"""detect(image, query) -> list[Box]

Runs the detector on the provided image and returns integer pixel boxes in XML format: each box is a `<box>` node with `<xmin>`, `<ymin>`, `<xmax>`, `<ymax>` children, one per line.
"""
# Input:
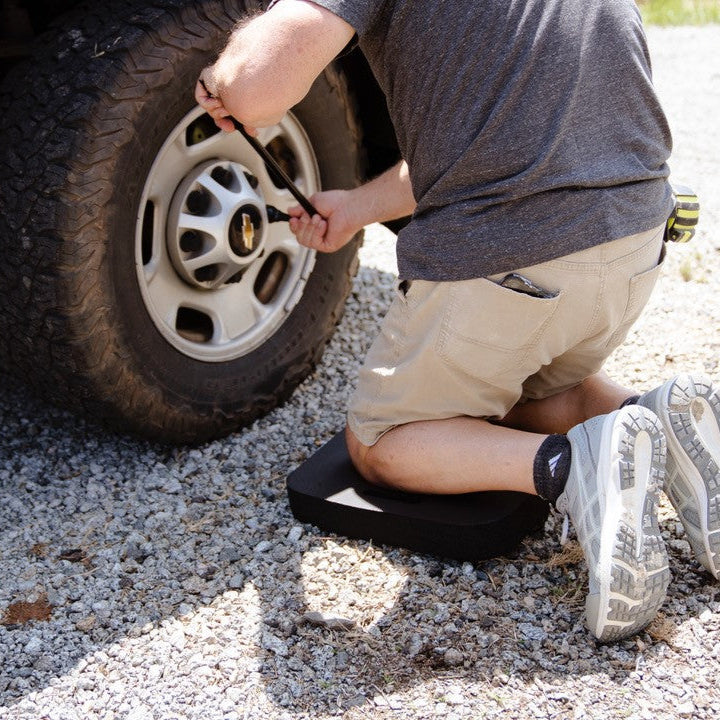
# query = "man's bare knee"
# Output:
<box><xmin>345</xmin><ymin>426</ymin><xmax>394</xmax><ymax>487</ymax></box>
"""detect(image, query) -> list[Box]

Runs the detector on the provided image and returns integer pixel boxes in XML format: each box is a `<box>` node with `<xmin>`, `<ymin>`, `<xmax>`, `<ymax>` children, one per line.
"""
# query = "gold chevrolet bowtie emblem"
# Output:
<box><xmin>242</xmin><ymin>213</ymin><xmax>254</xmax><ymax>252</ymax></box>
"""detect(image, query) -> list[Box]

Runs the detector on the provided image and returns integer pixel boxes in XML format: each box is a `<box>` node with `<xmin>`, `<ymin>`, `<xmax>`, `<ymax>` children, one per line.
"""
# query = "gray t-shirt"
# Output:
<box><xmin>300</xmin><ymin>0</ymin><xmax>674</xmax><ymax>280</ymax></box>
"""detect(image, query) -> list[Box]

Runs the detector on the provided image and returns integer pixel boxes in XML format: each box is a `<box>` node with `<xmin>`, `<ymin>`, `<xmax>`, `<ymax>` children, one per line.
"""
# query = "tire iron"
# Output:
<box><xmin>199</xmin><ymin>80</ymin><xmax>322</xmax><ymax>220</ymax></box>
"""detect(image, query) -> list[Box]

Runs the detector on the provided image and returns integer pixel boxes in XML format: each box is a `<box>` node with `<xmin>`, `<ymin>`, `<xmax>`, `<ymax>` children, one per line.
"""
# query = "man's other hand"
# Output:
<box><xmin>288</xmin><ymin>190</ymin><xmax>363</xmax><ymax>252</ymax></box>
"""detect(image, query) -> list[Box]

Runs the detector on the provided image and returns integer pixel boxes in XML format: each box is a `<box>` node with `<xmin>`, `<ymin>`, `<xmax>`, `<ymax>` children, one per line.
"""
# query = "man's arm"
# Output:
<box><xmin>196</xmin><ymin>0</ymin><xmax>355</xmax><ymax>130</ymax></box>
<box><xmin>289</xmin><ymin>161</ymin><xmax>417</xmax><ymax>252</ymax></box>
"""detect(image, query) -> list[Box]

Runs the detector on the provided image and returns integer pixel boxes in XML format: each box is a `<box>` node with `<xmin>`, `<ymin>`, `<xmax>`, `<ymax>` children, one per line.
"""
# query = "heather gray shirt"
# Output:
<box><xmin>303</xmin><ymin>0</ymin><xmax>674</xmax><ymax>280</ymax></box>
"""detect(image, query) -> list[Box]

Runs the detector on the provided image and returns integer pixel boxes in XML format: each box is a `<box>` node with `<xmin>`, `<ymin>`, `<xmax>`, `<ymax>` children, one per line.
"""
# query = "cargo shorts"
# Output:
<box><xmin>347</xmin><ymin>224</ymin><xmax>666</xmax><ymax>447</ymax></box>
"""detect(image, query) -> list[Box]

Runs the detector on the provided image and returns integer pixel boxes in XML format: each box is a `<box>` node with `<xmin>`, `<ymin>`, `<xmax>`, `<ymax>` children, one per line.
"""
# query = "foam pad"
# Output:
<box><xmin>287</xmin><ymin>431</ymin><xmax>549</xmax><ymax>562</ymax></box>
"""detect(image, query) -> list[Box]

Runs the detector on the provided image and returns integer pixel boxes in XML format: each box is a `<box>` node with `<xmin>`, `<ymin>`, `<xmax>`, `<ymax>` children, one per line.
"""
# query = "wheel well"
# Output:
<box><xmin>338</xmin><ymin>48</ymin><xmax>401</xmax><ymax>183</ymax></box>
<box><xmin>0</xmin><ymin>0</ymin><xmax>79</xmax><ymax>74</ymax></box>
<box><xmin>337</xmin><ymin>49</ymin><xmax>407</xmax><ymax>232</ymax></box>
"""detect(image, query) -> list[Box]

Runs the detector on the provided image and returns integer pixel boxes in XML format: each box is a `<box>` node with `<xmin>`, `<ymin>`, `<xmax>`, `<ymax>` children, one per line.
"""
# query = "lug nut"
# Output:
<box><xmin>187</xmin><ymin>189</ymin><xmax>210</xmax><ymax>215</ymax></box>
<box><xmin>180</xmin><ymin>231</ymin><xmax>202</xmax><ymax>253</ymax></box>
<box><xmin>266</xmin><ymin>205</ymin><xmax>290</xmax><ymax>223</ymax></box>
<box><xmin>211</xmin><ymin>166</ymin><xmax>234</xmax><ymax>188</ymax></box>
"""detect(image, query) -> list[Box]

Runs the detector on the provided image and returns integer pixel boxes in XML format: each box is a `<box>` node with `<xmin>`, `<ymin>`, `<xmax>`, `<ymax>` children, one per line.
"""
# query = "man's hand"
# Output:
<box><xmin>193</xmin><ymin>2</ymin><xmax>355</xmax><ymax>132</ymax></box>
<box><xmin>194</xmin><ymin>74</ymin><xmax>257</xmax><ymax>135</ymax></box>
<box><xmin>288</xmin><ymin>190</ymin><xmax>363</xmax><ymax>252</ymax></box>
<box><xmin>289</xmin><ymin>161</ymin><xmax>417</xmax><ymax>252</ymax></box>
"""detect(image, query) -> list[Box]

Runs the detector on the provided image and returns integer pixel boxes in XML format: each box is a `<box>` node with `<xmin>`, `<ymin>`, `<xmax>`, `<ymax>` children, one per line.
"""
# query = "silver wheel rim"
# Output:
<box><xmin>135</xmin><ymin>107</ymin><xmax>319</xmax><ymax>363</ymax></box>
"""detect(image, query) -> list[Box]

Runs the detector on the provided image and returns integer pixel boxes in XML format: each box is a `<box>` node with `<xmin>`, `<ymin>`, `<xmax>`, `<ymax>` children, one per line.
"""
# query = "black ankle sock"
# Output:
<box><xmin>533</xmin><ymin>434</ymin><xmax>572</xmax><ymax>505</ymax></box>
<box><xmin>619</xmin><ymin>394</ymin><xmax>641</xmax><ymax>408</ymax></box>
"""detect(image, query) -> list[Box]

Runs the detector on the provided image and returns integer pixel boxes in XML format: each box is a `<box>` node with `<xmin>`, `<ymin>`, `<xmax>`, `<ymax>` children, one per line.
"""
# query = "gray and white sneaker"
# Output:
<box><xmin>558</xmin><ymin>406</ymin><xmax>670</xmax><ymax>642</ymax></box>
<box><xmin>638</xmin><ymin>373</ymin><xmax>720</xmax><ymax>578</ymax></box>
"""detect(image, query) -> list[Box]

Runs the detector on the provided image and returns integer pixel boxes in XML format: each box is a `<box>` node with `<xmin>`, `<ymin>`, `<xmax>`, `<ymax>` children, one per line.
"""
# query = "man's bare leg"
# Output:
<box><xmin>346</xmin><ymin>417</ymin><xmax>544</xmax><ymax>494</ymax></box>
<box><xmin>346</xmin><ymin>370</ymin><xmax>634</xmax><ymax>493</ymax></box>
<box><xmin>498</xmin><ymin>371</ymin><xmax>634</xmax><ymax>435</ymax></box>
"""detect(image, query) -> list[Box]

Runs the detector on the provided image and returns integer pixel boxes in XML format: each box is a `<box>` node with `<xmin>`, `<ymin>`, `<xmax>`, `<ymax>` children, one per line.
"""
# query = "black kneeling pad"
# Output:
<box><xmin>287</xmin><ymin>431</ymin><xmax>549</xmax><ymax>562</ymax></box>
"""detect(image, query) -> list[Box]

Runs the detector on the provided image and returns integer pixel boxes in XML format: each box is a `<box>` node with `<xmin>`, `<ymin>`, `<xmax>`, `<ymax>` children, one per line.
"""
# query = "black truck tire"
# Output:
<box><xmin>0</xmin><ymin>0</ymin><xmax>363</xmax><ymax>443</ymax></box>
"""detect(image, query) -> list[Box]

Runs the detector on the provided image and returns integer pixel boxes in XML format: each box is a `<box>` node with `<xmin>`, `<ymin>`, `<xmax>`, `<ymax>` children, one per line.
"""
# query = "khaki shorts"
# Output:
<box><xmin>347</xmin><ymin>224</ymin><xmax>666</xmax><ymax>447</ymax></box>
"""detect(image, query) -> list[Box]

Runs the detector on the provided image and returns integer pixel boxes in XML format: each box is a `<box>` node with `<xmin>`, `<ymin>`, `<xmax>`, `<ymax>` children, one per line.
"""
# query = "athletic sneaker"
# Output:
<box><xmin>557</xmin><ymin>406</ymin><xmax>670</xmax><ymax>642</ymax></box>
<box><xmin>638</xmin><ymin>373</ymin><xmax>720</xmax><ymax>579</ymax></box>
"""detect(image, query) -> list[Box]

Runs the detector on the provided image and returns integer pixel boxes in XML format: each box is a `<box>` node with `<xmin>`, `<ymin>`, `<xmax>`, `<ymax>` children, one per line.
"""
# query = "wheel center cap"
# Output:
<box><xmin>229</xmin><ymin>205</ymin><xmax>263</xmax><ymax>257</ymax></box>
<box><xmin>167</xmin><ymin>161</ymin><xmax>267</xmax><ymax>289</ymax></box>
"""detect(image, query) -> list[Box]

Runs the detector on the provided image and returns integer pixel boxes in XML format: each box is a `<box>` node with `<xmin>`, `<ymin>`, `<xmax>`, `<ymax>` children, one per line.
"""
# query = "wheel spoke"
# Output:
<box><xmin>256</xmin><ymin>125</ymin><xmax>283</xmax><ymax>146</ymax></box>
<box><xmin>264</xmin><ymin>225</ymin><xmax>303</xmax><ymax>261</ymax></box>
<box><xmin>197</xmin><ymin>127</ymin><xmax>246</xmax><ymax>158</ymax></box>
<box><xmin>177</xmin><ymin>211</ymin><xmax>225</xmax><ymax>241</ymax></box>
<box><xmin>146</xmin><ymin>135</ymin><xmax>194</xmax><ymax>197</ymax></box>
<box><xmin>183</xmin><ymin>245</ymin><xmax>228</xmax><ymax>273</ymax></box>
<box><xmin>195</xmin><ymin>173</ymin><xmax>243</xmax><ymax>215</ymax></box>
<box><xmin>144</xmin><ymin>262</ymin><xmax>186</xmax><ymax>328</ymax></box>
<box><xmin>240</xmin><ymin>154</ymin><xmax>275</xmax><ymax>189</ymax></box>
<box><xmin>197</xmin><ymin>285</ymin><xmax>265</xmax><ymax>344</ymax></box>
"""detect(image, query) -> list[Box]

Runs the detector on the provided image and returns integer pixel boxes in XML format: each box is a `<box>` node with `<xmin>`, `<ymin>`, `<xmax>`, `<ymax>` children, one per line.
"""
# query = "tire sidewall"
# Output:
<box><xmin>103</xmin><ymin>11</ymin><xmax>360</xmax><ymax>423</ymax></box>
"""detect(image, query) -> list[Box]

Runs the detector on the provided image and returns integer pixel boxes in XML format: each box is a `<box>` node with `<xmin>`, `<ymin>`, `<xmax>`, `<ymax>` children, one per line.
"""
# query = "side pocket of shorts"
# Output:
<box><xmin>604</xmin><ymin>246</ymin><xmax>665</xmax><ymax>350</ymax></box>
<box><xmin>435</xmin><ymin>279</ymin><xmax>561</xmax><ymax>380</ymax></box>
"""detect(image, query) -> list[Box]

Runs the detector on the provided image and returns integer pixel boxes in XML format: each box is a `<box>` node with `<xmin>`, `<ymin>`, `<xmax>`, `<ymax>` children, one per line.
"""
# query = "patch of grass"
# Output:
<box><xmin>678</xmin><ymin>249</ymin><xmax>707</xmax><ymax>283</ymax></box>
<box><xmin>546</xmin><ymin>540</ymin><xmax>584</xmax><ymax>567</ymax></box>
<box><xmin>646</xmin><ymin>613</ymin><xmax>679</xmax><ymax>644</ymax></box>
<box><xmin>638</xmin><ymin>0</ymin><xmax>720</xmax><ymax>26</ymax></box>
<box><xmin>679</xmin><ymin>257</ymin><xmax>694</xmax><ymax>282</ymax></box>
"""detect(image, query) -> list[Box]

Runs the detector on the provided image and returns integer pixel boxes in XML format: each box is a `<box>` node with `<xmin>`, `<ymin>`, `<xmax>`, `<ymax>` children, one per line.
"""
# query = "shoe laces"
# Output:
<box><xmin>559</xmin><ymin>514</ymin><xmax>570</xmax><ymax>546</ymax></box>
<box><xmin>555</xmin><ymin>494</ymin><xmax>570</xmax><ymax>546</ymax></box>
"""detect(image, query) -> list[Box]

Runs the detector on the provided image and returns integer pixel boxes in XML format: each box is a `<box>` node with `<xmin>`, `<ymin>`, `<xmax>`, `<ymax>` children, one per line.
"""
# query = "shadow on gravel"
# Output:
<box><xmin>0</xmin><ymin>265</ymin><xmax>718</xmax><ymax>716</ymax></box>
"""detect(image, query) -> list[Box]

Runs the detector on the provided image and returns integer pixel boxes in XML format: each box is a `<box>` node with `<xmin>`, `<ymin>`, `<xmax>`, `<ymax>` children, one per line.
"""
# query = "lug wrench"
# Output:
<box><xmin>199</xmin><ymin>80</ymin><xmax>322</xmax><ymax>221</ymax></box>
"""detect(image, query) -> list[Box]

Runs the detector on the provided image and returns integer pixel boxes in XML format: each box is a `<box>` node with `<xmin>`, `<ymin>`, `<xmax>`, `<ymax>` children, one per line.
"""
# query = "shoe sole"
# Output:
<box><xmin>584</xmin><ymin>408</ymin><xmax>670</xmax><ymax>642</ymax></box>
<box><xmin>643</xmin><ymin>374</ymin><xmax>720</xmax><ymax>578</ymax></box>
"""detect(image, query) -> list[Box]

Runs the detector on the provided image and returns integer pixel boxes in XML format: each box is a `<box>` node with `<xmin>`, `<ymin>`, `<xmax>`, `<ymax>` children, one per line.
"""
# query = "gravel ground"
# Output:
<box><xmin>1</xmin><ymin>26</ymin><xmax>719</xmax><ymax>720</ymax></box>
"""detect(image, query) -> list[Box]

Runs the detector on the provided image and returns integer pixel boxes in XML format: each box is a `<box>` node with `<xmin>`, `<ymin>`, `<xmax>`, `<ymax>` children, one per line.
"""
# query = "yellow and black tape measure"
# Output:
<box><xmin>665</xmin><ymin>183</ymin><xmax>700</xmax><ymax>243</ymax></box>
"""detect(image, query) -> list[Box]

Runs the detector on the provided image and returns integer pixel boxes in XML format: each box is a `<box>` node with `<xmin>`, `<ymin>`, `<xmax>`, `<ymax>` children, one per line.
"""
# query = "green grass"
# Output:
<box><xmin>638</xmin><ymin>0</ymin><xmax>720</xmax><ymax>25</ymax></box>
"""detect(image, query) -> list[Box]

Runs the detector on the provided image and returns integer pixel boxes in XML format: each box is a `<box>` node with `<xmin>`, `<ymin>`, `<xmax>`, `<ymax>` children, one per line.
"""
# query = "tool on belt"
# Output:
<box><xmin>665</xmin><ymin>183</ymin><xmax>700</xmax><ymax>243</ymax></box>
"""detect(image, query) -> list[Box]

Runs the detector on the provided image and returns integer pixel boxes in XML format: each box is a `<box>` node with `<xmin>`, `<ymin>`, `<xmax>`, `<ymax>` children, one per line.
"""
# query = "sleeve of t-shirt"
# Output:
<box><xmin>267</xmin><ymin>0</ymin><xmax>381</xmax><ymax>37</ymax></box>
